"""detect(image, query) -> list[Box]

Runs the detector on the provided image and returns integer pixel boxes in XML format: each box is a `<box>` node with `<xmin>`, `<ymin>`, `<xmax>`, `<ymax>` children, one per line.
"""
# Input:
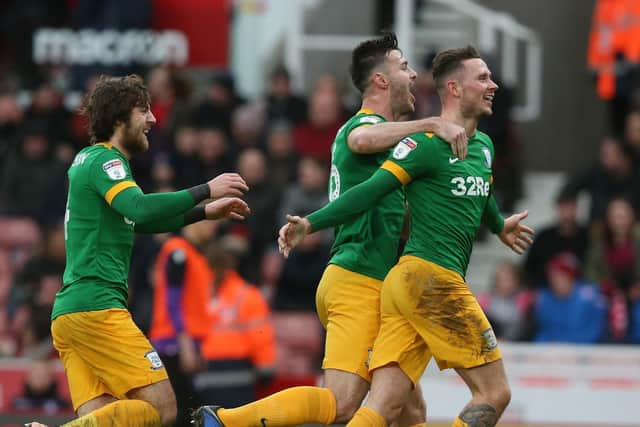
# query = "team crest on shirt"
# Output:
<box><xmin>392</xmin><ymin>137</ymin><xmax>417</xmax><ymax>160</ymax></box>
<box><xmin>482</xmin><ymin>147</ymin><xmax>492</xmax><ymax>168</ymax></box>
<box><xmin>145</xmin><ymin>350</ymin><xmax>164</xmax><ymax>370</ymax></box>
<box><xmin>481</xmin><ymin>328</ymin><xmax>498</xmax><ymax>350</ymax></box>
<box><xmin>102</xmin><ymin>159</ymin><xmax>126</xmax><ymax>180</ymax></box>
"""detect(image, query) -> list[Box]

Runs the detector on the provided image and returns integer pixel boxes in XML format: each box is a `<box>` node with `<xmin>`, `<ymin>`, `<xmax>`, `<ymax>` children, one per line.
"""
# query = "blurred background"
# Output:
<box><xmin>0</xmin><ymin>0</ymin><xmax>638</xmax><ymax>425</ymax></box>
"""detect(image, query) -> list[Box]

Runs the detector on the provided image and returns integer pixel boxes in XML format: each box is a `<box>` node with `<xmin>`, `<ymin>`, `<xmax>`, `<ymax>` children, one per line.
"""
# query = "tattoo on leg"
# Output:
<box><xmin>459</xmin><ymin>403</ymin><xmax>498</xmax><ymax>427</ymax></box>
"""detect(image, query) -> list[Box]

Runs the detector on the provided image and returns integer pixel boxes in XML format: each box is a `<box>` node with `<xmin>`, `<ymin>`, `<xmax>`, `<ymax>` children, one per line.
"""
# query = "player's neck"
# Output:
<box><xmin>360</xmin><ymin>94</ymin><xmax>393</xmax><ymax>121</ymax></box>
<box><xmin>441</xmin><ymin>109</ymin><xmax>478</xmax><ymax>137</ymax></box>
<box><xmin>108</xmin><ymin>134</ymin><xmax>132</xmax><ymax>159</ymax></box>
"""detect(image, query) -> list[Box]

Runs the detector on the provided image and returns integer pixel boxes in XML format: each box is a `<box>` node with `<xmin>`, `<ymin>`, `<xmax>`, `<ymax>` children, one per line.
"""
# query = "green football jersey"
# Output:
<box><xmin>53</xmin><ymin>143</ymin><xmax>139</xmax><ymax>319</ymax></box>
<box><xmin>328</xmin><ymin>109</ymin><xmax>405</xmax><ymax>280</ymax></box>
<box><xmin>381</xmin><ymin>130</ymin><xmax>498</xmax><ymax>277</ymax></box>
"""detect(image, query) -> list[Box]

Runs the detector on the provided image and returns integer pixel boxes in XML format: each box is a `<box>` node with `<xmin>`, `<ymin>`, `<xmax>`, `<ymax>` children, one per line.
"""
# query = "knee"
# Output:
<box><xmin>489</xmin><ymin>383</ymin><xmax>511</xmax><ymax>414</ymax></box>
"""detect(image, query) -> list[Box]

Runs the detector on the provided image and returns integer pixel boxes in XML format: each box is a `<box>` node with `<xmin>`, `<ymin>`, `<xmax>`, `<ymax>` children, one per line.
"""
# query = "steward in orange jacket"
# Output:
<box><xmin>194</xmin><ymin>243</ymin><xmax>276</xmax><ymax>407</ymax></box>
<box><xmin>149</xmin><ymin>220</ymin><xmax>218</xmax><ymax>426</ymax></box>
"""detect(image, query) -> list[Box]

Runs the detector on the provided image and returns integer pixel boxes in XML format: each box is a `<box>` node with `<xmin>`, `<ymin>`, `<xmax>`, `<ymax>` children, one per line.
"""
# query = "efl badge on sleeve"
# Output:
<box><xmin>102</xmin><ymin>159</ymin><xmax>126</xmax><ymax>180</ymax></box>
<box><xmin>392</xmin><ymin>137</ymin><xmax>418</xmax><ymax>160</ymax></box>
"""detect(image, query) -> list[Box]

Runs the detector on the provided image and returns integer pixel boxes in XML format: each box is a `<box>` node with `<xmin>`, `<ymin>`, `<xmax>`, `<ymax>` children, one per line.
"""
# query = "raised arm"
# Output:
<box><xmin>278</xmin><ymin>169</ymin><xmax>402</xmax><ymax>256</ymax></box>
<box><xmin>348</xmin><ymin>116</ymin><xmax>468</xmax><ymax>159</ymax></box>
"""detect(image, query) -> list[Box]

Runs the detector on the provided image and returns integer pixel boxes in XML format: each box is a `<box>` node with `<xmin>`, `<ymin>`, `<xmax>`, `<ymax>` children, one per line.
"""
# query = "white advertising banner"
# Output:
<box><xmin>420</xmin><ymin>343</ymin><xmax>640</xmax><ymax>426</ymax></box>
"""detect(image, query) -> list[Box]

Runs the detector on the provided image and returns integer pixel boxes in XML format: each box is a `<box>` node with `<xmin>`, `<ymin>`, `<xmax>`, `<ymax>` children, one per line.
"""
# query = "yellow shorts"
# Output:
<box><xmin>370</xmin><ymin>255</ymin><xmax>501</xmax><ymax>384</ymax></box>
<box><xmin>51</xmin><ymin>308</ymin><xmax>168</xmax><ymax>410</ymax></box>
<box><xmin>316</xmin><ymin>264</ymin><xmax>381</xmax><ymax>382</ymax></box>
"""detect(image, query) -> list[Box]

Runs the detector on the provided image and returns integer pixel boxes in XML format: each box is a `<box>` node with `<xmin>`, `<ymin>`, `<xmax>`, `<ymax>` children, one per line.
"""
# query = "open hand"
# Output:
<box><xmin>277</xmin><ymin>215</ymin><xmax>311</xmax><ymax>258</ymax></box>
<box><xmin>499</xmin><ymin>210</ymin><xmax>534</xmax><ymax>255</ymax></box>
<box><xmin>208</xmin><ymin>173</ymin><xmax>249</xmax><ymax>198</ymax></box>
<box><xmin>205</xmin><ymin>197</ymin><xmax>250</xmax><ymax>220</ymax></box>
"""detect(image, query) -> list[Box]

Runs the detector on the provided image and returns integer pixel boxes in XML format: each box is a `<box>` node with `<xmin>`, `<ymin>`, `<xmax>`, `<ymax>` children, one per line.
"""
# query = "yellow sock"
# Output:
<box><xmin>451</xmin><ymin>416</ymin><xmax>469</xmax><ymax>427</ymax></box>
<box><xmin>346</xmin><ymin>406</ymin><xmax>387</xmax><ymax>427</ymax></box>
<box><xmin>62</xmin><ymin>399</ymin><xmax>161</xmax><ymax>427</ymax></box>
<box><xmin>218</xmin><ymin>386</ymin><xmax>336</xmax><ymax>426</ymax></box>
<box><xmin>407</xmin><ymin>424</ymin><xmax>427</xmax><ymax>427</ymax></box>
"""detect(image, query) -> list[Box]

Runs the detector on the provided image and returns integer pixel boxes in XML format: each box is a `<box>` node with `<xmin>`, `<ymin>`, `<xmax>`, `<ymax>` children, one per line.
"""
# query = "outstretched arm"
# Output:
<box><xmin>109</xmin><ymin>173</ymin><xmax>248</xmax><ymax>225</ymax></box>
<box><xmin>135</xmin><ymin>198</ymin><xmax>250</xmax><ymax>233</ymax></box>
<box><xmin>278</xmin><ymin>170</ymin><xmax>401</xmax><ymax>256</ymax></box>
<box><xmin>348</xmin><ymin>116</ymin><xmax>468</xmax><ymax>159</ymax></box>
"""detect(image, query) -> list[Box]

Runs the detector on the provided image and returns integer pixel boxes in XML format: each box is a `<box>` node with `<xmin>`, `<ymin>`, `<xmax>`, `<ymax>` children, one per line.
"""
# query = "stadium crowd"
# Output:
<box><xmin>0</xmin><ymin>1</ymin><xmax>639</xmax><ymax>422</ymax></box>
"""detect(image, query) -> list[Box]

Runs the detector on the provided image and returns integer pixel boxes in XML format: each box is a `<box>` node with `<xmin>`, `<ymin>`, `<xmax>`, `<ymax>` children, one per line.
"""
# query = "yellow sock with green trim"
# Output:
<box><xmin>62</xmin><ymin>399</ymin><xmax>161</xmax><ymax>427</ymax></box>
<box><xmin>346</xmin><ymin>406</ymin><xmax>387</xmax><ymax>427</ymax></box>
<box><xmin>452</xmin><ymin>416</ymin><xmax>469</xmax><ymax>427</ymax></box>
<box><xmin>217</xmin><ymin>386</ymin><xmax>336</xmax><ymax>426</ymax></box>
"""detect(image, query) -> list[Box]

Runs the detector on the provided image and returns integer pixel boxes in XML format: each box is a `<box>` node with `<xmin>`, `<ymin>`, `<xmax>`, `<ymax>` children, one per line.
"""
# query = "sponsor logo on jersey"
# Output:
<box><xmin>102</xmin><ymin>159</ymin><xmax>126</xmax><ymax>180</ymax></box>
<box><xmin>450</xmin><ymin>176</ymin><xmax>491</xmax><ymax>197</ymax></box>
<box><xmin>481</xmin><ymin>328</ymin><xmax>498</xmax><ymax>350</ymax></box>
<box><xmin>392</xmin><ymin>137</ymin><xmax>417</xmax><ymax>160</ymax></box>
<box><xmin>482</xmin><ymin>147</ymin><xmax>492</xmax><ymax>168</ymax></box>
<box><xmin>145</xmin><ymin>350</ymin><xmax>164</xmax><ymax>370</ymax></box>
<box><xmin>358</xmin><ymin>116</ymin><xmax>381</xmax><ymax>125</ymax></box>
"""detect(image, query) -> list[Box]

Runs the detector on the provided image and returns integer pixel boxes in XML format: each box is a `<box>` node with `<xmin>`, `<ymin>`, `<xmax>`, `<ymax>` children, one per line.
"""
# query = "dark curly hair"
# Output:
<box><xmin>350</xmin><ymin>30</ymin><xmax>399</xmax><ymax>94</ymax></box>
<box><xmin>82</xmin><ymin>74</ymin><xmax>150</xmax><ymax>144</ymax></box>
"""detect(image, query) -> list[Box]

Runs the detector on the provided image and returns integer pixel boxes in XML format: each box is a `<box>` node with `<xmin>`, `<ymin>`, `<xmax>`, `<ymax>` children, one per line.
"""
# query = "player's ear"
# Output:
<box><xmin>372</xmin><ymin>72</ymin><xmax>389</xmax><ymax>89</ymax></box>
<box><xmin>447</xmin><ymin>79</ymin><xmax>460</xmax><ymax>97</ymax></box>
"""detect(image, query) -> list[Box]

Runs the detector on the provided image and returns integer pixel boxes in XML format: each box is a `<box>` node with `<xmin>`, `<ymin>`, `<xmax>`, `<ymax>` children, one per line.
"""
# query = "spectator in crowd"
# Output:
<box><xmin>198</xmin><ymin>126</ymin><xmax>236</xmax><ymax>181</ymax></box>
<box><xmin>0</xmin><ymin>121</ymin><xmax>67</xmax><ymax>221</ymax></box>
<box><xmin>277</xmin><ymin>156</ymin><xmax>329</xmax><ymax>223</ymax></box>
<box><xmin>534</xmin><ymin>253</ymin><xmax>608</xmax><ymax>343</ymax></box>
<box><xmin>523</xmin><ymin>190</ymin><xmax>590</xmax><ymax>288</ymax></box>
<box><xmin>478</xmin><ymin>260</ymin><xmax>533</xmax><ymax>341</ymax></box>
<box><xmin>265</xmin><ymin>65</ymin><xmax>308</xmax><ymax>126</ymax></box>
<box><xmin>584</xmin><ymin>196</ymin><xmax>640</xmax><ymax>341</ymax></box>
<box><xmin>171</xmin><ymin>124</ymin><xmax>203</xmax><ymax>189</ymax></box>
<box><xmin>265</xmin><ymin>121</ymin><xmax>299</xmax><ymax>193</ymax></box>
<box><xmin>623</xmin><ymin>108</ymin><xmax>640</xmax><ymax>165</ymax></box>
<box><xmin>8</xmin><ymin>223</ymin><xmax>65</xmax><ymax>358</ymax></box>
<box><xmin>195</xmin><ymin>242</ymin><xmax>275</xmax><ymax>408</ymax></box>
<box><xmin>193</xmin><ymin>71</ymin><xmax>244</xmax><ymax>136</ymax></box>
<box><xmin>562</xmin><ymin>136</ymin><xmax>640</xmax><ymax>224</ymax></box>
<box><xmin>235</xmin><ymin>148</ymin><xmax>279</xmax><ymax>283</ymax></box>
<box><xmin>293</xmin><ymin>74</ymin><xmax>345</xmax><ymax>161</ymax></box>
<box><xmin>146</xmin><ymin>65</ymin><xmax>193</xmax><ymax>139</ymax></box>
<box><xmin>0</xmin><ymin>90</ymin><xmax>24</xmax><ymax>172</ymax></box>
<box><xmin>12</xmin><ymin>359</ymin><xmax>70</xmax><ymax>414</ymax></box>
<box><xmin>149</xmin><ymin>218</ymin><xmax>219</xmax><ymax>427</ymax></box>
<box><xmin>24</xmin><ymin>82</ymin><xmax>71</xmax><ymax>152</ymax></box>
<box><xmin>229</xmin><ymin>101</ymin><xmax>266</xmax><ymax>151</ymax></box>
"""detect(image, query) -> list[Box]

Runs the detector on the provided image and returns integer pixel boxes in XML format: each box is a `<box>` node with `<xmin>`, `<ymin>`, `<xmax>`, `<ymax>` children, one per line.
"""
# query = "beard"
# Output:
<box><xmin>390</xmin><ymin>84</ymin><xmax>414</xmax><ymax>118</ymax></box>
<box><xmin>121</xmin><ymin>121</ymin><xmax>148</xmax><ymax>154</ymax></box>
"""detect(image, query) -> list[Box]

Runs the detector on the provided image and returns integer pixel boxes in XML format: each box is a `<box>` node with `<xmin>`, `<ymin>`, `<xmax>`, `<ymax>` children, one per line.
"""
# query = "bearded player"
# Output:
<box><xmin>29</xmin><ymin>75</ymin><xmax>250</xmax><ymax>427</ymax></box>
<box><xmin>193</xmin><ymin>32</ymin><xmax>467</xmax><ymax>427</ymax></box>
<box><xmin>279</xmin><ymin>47</ymin><xmax>534</xmax><ymax>427</ymax></box>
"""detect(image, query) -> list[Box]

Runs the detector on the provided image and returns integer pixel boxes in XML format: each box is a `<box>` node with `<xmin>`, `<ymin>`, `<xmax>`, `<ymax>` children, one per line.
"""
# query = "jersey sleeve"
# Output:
<box><xmin>380</xmin><ymin>133</ymin><xmax>439</xmax><ymax>184</ymax></box>
<box><xmin>89</xmin><ymin>151</ymin><xmax>138</xmax><ymax>205</ymax></box>
<box><xmin>348</xmin><ymin>113</ymin><xmax>385</xmax><ymax>134</ymax></box>
<box><xmin>307</xmin><ymin>170</ymin><xmax>401</xmax><ymax>232</ymax></box>
<box><xmin>89</xmin><ymin>150</ymin><xmax>203</xmax><ymax>224</ymax></box>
